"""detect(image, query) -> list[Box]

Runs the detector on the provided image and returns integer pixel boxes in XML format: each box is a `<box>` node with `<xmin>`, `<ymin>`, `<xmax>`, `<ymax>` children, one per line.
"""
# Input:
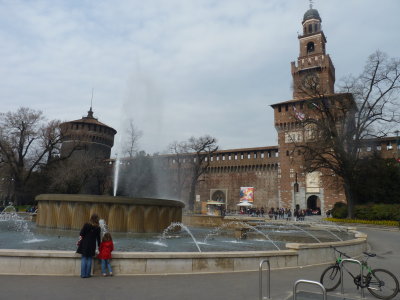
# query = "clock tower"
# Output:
<box><xmin>271</xmin><ymin>5</ymin><xmax>349</xmax><ymax>214</ymax></box>
<box><xmin>291</xmin><ymin>5</ymin><xmax>335</xmax><ymax>99</ymax></box>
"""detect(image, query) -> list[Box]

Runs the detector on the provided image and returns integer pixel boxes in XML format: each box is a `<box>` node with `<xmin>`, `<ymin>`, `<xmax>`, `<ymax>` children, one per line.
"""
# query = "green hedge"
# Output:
<box><xmin>331</xmin><ymin>202</ymin><xmax>400</xmax><ymax>221</ymax></box>
<box><xmin>326</xmin><ymin>218</ymin><xmax>399</xmax><ymax>227</ymax></box>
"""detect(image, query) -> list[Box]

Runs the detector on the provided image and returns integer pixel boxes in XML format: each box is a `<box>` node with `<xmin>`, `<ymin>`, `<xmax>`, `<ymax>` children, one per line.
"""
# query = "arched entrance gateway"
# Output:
<box><xmin>306</xmin><ymin>195</ymin><xmax>321</xmax><ymax>214</ymax></box>
<box><xmin>211</xmin><ymin>190</ymin><xmax>226</xmax><ymax>202</ymax></box>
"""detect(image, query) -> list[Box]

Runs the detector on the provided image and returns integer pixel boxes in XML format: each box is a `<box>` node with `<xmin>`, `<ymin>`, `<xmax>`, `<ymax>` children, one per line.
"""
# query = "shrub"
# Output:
<box><xmin>330</xmin><ymin>203</ymin><xmax>400</xmax><ymax>221</ymax></box>
<box><xmin>331</xmin><ymin>202</ymin><xmax>347</xmax><ymax>219</ymax></box>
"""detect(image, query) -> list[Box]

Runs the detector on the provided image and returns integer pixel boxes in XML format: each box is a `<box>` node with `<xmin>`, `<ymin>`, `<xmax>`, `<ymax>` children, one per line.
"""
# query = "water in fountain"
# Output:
<box><xmin>0</xmin><ymin>209</ymin><xmax>39</xmax><ymax>244</ymax></box>
<box><xmin>287</xmin><ymin>223</ymin><xmax>322</xmax><ymax>243</ymax></box>
<box><xmin>203</xmin><ymin>221</ymin><xmax>281</xmax><ymax>250</ymax></box>
<box><xmin>303</xmin><ymin>220</ymin><xmax>344</xmax><ymax>241</ymax></box>
<box><xmin>1</xmin><ymin>202</ymin><xmax>16</xmax><ymax>215</ymax></box>
<box><xmin>156</xmin><ymin>222</ymin><xmax>202</xmax><ymax>252</ymax></box>
<box><xmin>99</xmin><ymin>219</ymin><xmax>109</xmax><ymax>238</ymax></box>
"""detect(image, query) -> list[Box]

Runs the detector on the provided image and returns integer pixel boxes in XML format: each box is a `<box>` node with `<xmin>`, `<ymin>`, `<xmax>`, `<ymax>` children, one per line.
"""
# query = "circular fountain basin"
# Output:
<box><xmin>0</xmin><ymin>212</ymin><xmax>368</xmax><ymax>276</ymax></box>
<box><xmin>35</xmin><ymin>194</ymin><xmax>184</xmax><ymax>233</ymax></box>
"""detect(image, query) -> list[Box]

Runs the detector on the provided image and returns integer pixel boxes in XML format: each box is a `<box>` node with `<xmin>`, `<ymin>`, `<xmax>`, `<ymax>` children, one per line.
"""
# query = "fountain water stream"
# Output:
<box><xmin>288</xmin><ymin>223</ymin><xmax>322</xmax><ymax>243</ymax></box>
<box><xmin>203</xmin><ymin>221</ymin><xmax>281</xmax><ymax>250</ymax></box>
<box><xmin>113</xmin><ymin>154</ymin><xmax>120</xmax><ymax>197</ymax></box>
<box><xmin>157</xmin><ymin>222</ymin><xmax>202</xmax><ymax>252</ymax></box>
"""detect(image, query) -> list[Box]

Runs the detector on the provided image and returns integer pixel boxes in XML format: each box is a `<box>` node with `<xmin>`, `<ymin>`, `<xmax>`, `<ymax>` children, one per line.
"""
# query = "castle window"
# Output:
<box><xmin>234</xmin><ymin>154</ymin><xmax>238</xmax><ymax>160</ymax></box>
<box><xmin>367</xmin><ymin>146</ymin><xmax>372</xmax><ymax>152</ymax></box>
<box><xmin>254</xmin><ymin>153</ymin><xmax>257</xmax><ymax>159</ymax></box>
<box><xmin>307</xmin><ymin>42</ymin><xmax>315</xmax><ymax>53</ymax></box>
<box><xmin>387</xmin><ymin>142</ymin><xmax>393</xmax><ymax>150</ymax></box>
<box><xmin>278</xmin><ymin>105</ymin><xmax>281</xmax><ymax>112</ymax></box>
<box><xmin>286</xmin><ymin>150</ymin><xmax>289</xmax><ymax>156</ymax></box>
<box><xmin>210</xmin><ymin>156</ymin><xmax>213</xmax><ymax>161</ymax></box>
<box><xmin>261</xmin><ymin>152</ymin><xmax>265</xmax><ymax>158</ymax></box>
<box><xmin>285</xmin><ymin>104</ymin><xmax>288</xmax><ymax>111</ymax></box>
<box><xmin>314</xmin><ymin>23</ymin><xmax>318</xmax><ymax>32</ymax></box>
<box><xmin>300</xmin><ymin>102</ymin><xmax>304</xmax><ymax>109</ymax></box>
<box><xmin>304</xmin><ymin>25</ymin><xmax>307</xmax><ymax>34</ymax></box>
<box><xmin>376</xmin><ymin>145</ymin><xmax>381</xmax><ymax>151</ymax></box>
<box><xmin>241</xmin><ymin>153</ymin><xmax>244</xmax><ymax>159</ymax></box>
<box><xmin>247</xmin><ymin>153</ymin><xmax>251</xmax><ymax>159</ymax></box>
<box><xmin>222</xmin><ymin>155</ymin><xmax>225</xmax><ymax>160</ymax></box>
<box><xmin>308</xmin><ymin>24</ymin><xmax>312</xmax><ymax>33</ymax></box>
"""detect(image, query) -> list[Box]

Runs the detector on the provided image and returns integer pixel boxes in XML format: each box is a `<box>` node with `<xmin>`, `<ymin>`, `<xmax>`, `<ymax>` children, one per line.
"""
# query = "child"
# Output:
<box><xmin>97</xmin><ymin>232</ymin><xmax>114</xmax><ymax>276</ymax></box>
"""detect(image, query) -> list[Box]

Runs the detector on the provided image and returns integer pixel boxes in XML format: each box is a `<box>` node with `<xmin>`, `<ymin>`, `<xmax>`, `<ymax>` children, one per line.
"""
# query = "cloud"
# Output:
<box><xmin>0</xmin><ymin>0</ymin><xmax>399</xmax><ymax>154</ymax></box>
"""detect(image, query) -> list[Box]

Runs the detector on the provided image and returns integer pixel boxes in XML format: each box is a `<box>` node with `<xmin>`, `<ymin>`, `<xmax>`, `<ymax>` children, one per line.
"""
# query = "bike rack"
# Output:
<box><xmin>340</xmin><ymin>258</ymin><xmax>365</xmax><ymax>299</ymax></box>
<box><xmin>293</xmin><ymin>279</ymin><xmax>327</xmax><ymax>300</ymax></box>
<box><xmin>259</xmin><ymin>259</ymin><xmax>271</xmax><ymax>300</ymax></box>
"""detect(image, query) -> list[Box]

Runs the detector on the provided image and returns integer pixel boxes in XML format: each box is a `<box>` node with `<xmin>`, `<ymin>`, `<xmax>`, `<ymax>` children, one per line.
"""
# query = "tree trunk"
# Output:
<box><xmin>343</xmin><ymin>180</ymin><xmax>355</xmax><ymax>219</ymax></box>
<box><xmin>188</xmin><ymin>181</ymin><xmax>196</xmax><ymax>212</ymax></box>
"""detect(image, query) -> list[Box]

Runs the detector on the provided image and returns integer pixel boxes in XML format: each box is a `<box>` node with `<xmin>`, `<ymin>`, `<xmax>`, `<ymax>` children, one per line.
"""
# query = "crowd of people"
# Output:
<box><xmin>235</xmin><ymin>206</ymin><xmax>321</xmax><ymax>221</ymax></box>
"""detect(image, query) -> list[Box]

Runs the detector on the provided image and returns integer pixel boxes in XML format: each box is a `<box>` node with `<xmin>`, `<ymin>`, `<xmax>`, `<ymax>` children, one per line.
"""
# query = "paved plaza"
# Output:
<box><xmin>0</xmin><ymin>227</ymin><xmax>398</xmax><ymax>300</ymax></box>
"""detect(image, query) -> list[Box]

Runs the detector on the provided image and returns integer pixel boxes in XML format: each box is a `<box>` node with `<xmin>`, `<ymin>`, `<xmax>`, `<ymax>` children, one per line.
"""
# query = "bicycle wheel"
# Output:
<box><xmin>367</xmin><ymin>268</ymin><xmax>399</xmax><ymax>300</ymax></box>
<box><xmin>320</xmin><ymin>265</ymin><xmax>341</xmax><ymax>291</ymax></box>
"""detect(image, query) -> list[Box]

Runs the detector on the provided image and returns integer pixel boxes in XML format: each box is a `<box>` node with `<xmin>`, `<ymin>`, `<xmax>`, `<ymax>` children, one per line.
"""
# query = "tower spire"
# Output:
<box><xmin>309</xmin><ymin>0</ymin><xmax>314</xmax><ymax>9</ymax></box>
<box><xmin>87</xmin><ymin>88</ymin><xmax>94</xmax><ymax>118</ymax></box>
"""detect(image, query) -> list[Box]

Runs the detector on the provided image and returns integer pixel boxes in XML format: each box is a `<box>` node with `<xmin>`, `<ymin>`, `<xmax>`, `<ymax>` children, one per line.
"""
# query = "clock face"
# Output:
<box><xmin>302</xmin><ymin>73</ymin><xmax>320</xmax><ymax>90</ymax></box>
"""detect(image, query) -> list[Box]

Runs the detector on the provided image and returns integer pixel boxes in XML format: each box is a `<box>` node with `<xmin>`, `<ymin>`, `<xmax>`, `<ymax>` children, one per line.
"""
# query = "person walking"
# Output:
<box><xmin>98</xmin><ymin>232</ymin><xmax>114</xmax><ymax>277</ymax></box>
<box><xmin>76</xmin><ymin>213</ymin><xmax>101</xmax><ymax>278</ymax></box>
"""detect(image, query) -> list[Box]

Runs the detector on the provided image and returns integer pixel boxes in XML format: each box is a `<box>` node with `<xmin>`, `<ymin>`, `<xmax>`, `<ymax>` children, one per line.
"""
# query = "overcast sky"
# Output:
<box><xmin>1</xmin><ymin>0</ymin><xmax>399</xmax><ymax>155</ymax></box>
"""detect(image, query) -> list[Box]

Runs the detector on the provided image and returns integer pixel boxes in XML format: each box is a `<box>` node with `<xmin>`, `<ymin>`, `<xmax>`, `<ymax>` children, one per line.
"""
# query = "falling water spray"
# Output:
<box><xmin>113</xmin><ymin>153</ymin><xmax>120</xmax><ymax>197</ymax></box>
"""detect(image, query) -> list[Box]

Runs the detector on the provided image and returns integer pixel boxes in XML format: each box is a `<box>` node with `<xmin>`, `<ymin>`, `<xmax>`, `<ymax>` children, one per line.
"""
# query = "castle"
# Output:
<box><xmin>190</xmin><ymin>6</ymin><xmax>399</xmax><ymax>214</ymax></box>
<box><xmin>60</xmin><ymin>6</ymin><xmax>399</xmax><ymax>214</ymax></box>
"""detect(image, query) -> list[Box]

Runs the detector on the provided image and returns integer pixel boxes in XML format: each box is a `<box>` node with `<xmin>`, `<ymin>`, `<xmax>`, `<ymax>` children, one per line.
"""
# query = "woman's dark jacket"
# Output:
<box><xmin>76</xmin><ymin>223</ymin><xmax>101</xmax><ymax>257</ymax></box>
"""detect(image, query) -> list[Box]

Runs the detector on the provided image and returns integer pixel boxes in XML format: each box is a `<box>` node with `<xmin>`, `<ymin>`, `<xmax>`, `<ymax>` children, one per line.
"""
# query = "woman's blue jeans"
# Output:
<box><xmin>101</xmin><ymin>259</ymin><xmax>112</xmax><ymax>274</ymax></box>
<box><xmin>81</xmin><ymin>256</ymin><xmax>92</xmax><ymax>278</ymax></box>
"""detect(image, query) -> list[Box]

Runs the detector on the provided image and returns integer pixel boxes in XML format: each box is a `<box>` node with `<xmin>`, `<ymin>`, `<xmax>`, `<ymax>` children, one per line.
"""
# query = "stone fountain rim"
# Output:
<box><xmin>35</xmin><ymin>194</ymin><xmax>185</xmax><ymax>208</ymax></box>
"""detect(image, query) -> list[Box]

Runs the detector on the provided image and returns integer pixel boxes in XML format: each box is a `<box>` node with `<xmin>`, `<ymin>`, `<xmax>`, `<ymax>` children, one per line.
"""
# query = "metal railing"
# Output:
<box><xmin>340</xmin><ymin>258</ymin><xmax>366</xmax><ymax>298</ymax></box>
<box><xmin>293</xmin><ymin>279</ymin><xmax>327</xmax><ymax>300</ymax></box>
<box><xmin>259</xmin><ymin>259</ymin><xmax>271</xmax><ymax>299</ymax></box>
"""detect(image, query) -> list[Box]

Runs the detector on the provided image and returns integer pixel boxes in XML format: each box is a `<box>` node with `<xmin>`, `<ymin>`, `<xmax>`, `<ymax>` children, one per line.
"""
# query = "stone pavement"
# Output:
<box><xmin>0</xmin><ymin>227</ymin><xmax>398</xmax><ymax>300</ymax></box>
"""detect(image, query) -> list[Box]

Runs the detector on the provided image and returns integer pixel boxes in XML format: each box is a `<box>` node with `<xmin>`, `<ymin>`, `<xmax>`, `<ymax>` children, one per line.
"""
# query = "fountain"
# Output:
<box><xmin>0</xmin><ymin>212</ymin><xmax>368</xmax><ymax>276</ymax></box>
<box><xmin>35</xmin><ymin>194</ymin><xmax>184</xmax><ymax>233</ymax></box>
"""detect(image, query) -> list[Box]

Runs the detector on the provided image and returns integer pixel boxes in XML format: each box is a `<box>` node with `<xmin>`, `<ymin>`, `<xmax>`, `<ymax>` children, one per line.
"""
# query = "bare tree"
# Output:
<box><xmin>0</xmin><ymin>107</ymin><xmax>63</xmax><ymax>204</ymax></box>
<box><xmin>294</xmin><ymin>51</ymin><xmax>400</xmax><ymax>218</ymax></box>
<box><xmin>183</xmin><ymin>135</ymin><xmax>218</xmax><ymax>211</ymax></box>
<box><xmin>121</xmin><ymin>118</ymin><xmax>142</xmax><ymax>158</ymax></box>
<box><xmin>167</xmin><ymin>140</ymin><xmax>192</xmax><ymax>199</ymax></box>
<box><xmin>48</xmin><ymin>154</ymin><xmax>94</xmax><ymax>194</ymax></box>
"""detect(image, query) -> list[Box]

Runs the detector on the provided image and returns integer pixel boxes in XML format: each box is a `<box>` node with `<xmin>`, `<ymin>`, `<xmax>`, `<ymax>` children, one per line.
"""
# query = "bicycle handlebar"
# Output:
<box><xmin>330</xmin><ymin>246</ymin><xmax>376</xmax><ymax>260</ymax></box>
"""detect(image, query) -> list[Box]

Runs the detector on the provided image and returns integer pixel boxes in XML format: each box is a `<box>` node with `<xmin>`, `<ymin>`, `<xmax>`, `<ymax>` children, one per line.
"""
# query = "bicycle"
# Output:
<box><xmin>320</xmin><ymin>246</ymin><xmax>399</xmax><ymax>299</ymax></box>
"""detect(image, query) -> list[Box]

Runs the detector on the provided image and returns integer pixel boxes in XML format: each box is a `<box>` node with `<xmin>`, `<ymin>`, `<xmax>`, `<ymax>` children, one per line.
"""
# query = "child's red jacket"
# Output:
<box><xmin>98</xmin><ymin>241</ymin><xmax>114</xmax><ymax>260</ymax></box>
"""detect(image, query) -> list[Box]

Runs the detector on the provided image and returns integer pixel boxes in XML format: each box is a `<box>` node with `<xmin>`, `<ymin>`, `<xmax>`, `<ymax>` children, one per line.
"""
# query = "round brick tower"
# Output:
<box><xmin>60</xmin><ymin>107</ymin><xmax>117</xmax><ymax>160</ymax></box>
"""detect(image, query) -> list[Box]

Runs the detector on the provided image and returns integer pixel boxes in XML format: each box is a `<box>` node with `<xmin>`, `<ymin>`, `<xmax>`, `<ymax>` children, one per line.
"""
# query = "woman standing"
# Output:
<box><xmin>76</xmin><ymin>213</ymin><xmax>101</xmax><ymax>278</ymax></box>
